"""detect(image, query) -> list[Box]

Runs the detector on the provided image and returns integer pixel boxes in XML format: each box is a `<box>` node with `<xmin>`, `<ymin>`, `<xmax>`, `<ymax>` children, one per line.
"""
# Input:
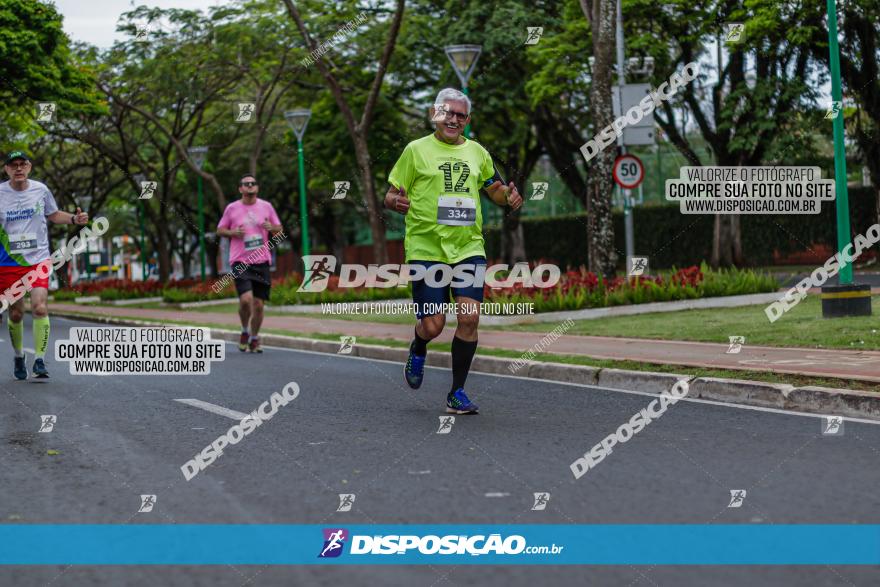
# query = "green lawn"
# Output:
<box><xmin>487</xmin><ymin>294</ymin><xmax>880</xmax><ymax>350</ymax></box>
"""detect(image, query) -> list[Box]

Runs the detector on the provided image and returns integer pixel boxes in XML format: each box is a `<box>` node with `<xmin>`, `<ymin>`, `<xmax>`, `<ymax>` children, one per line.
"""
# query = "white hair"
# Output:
<box><xmin>434</xmin><ymin>87</ymin><xmax>471</xmax><ymax>114</ymax></box>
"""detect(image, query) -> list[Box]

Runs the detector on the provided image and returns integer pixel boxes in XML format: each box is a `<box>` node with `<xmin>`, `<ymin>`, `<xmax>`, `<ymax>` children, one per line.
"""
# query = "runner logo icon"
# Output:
<box><xmin>431</xmin><ymin>103</ymin><xmax>450</xmax><ymax>122</ymax></box>
<box><xmin>530</xmin><ymin>182</ymin><xmax>548</xmax><ymax>201</ymax></box>
<box><xmin>524</xmin><ymin>27</ymin><xmax>543</xmax><ymax>45</ymax></box>
<box><xmin>437</xmin><ymin>416</ymin><xmax>455</xmax><ymax>434</ymax></box>
<box><xmin>629</xmin><ymin>257</ymin><xmax>648</xmax><ymax>276</ymax></box>
<box><xmin>135</xmin><ymin>24</ymin><xmax>151</xmax><ymax>42</ymax></box>
<box><xmin>822</xmin><ymin>416</ymin><xmax>844</xmax><ymax>436</ymax></box>
<box><xmin>139</xmin><ymin>181</ymin><xmax>157</xmax><ymax>200</ymax></box>
<box><xmin>319</xmin><ymin>528</ymin><xmax>348</xmax><ymax>558</ymax></box>
<box><xmin>236</xmin><ymin>103</ymin><xmax>255</xmax><ymax>122</ymax></box>
<box><xmin>726</xmin><ymin>336</ymin><xmax>745</xmax><ymax>354</ymax></box>
<box><xmin>37</xmin><ymin>102</ymin><xmax>56</xmax><ymax>122</ymax></box>
<box><xmin>728</xmin><ymin>490</ymin><xmax>746</xmax><ymax>508</ymax></box>
<box><xmin>297</xmin><ymin>255</ymin><xmax>338</xmax><ymax>292</ymax></box>
<box><xmin>725</xmin><ymin>23</ymin><xmax>744</xmax><ymax>43</ymax></box>
<box><xmin>332</xmin><ymin>181</ymin><xmax>350</xmax><ymax>200</ymax></box>
<box><xmin>337</xmin><ymin>493</ymin><xmax>356</xmax><ymax>512</ymax></box>
<box><xmin>338</xmin><ymin>336</ymin><xmax>356</xmax><ymax>354</ymax></box>
<box><xmin>138</xmin><ymin>494</ymin><xmax>156</xmax><ymax>513</ymax></box>
<box><xmin>531</xmin><ymin>492</ymin><xmax>550</xmax><ymax>511</ymax></box>
<box><xmin>825</xmin><ymin>101</ymin><xmax>842</xmax><ymax>120</ymax></box>
<box><xmin>38</xmin><ymin>415</ymin><xmax>56</xmax><ymax>433</ymax></box>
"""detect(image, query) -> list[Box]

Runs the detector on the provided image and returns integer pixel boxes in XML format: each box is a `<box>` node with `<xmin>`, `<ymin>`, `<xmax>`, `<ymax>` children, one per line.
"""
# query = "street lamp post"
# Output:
<box><xmin>827</xmin><ymin>0</ymin><xmax>852</xmax><ymax>286</ymax></box>
<box><xmin>444</xmin><ymin>45</ymin><xmax>482</xmax><ymax>138</ymax></box>
<box><xmin>188</xmin><ymin>146</ymin><xmax>209</xmax><ymax>281</ymax></box>
<box><xmin>78</xmin><ymin>194</ymin><xmax>93</xmax><ymax>281</ymax></box>
<box><xmin>284</xmin><ymin>109</ymin><xmax>312</xmax><ymax>258</ymax></box>
<box><xmin>821</xmin><ymin>0</ymin><xmax>871</xmax><ymax>317</ymax></box>
<box><xmin>133</xmin><ymin>174</ymin><xmax>148</xmax><ymax>281</ymax></box>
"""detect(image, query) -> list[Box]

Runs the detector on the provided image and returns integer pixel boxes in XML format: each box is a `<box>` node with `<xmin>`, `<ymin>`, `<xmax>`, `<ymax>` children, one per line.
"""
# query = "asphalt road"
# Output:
<box><xmin>1</xmin><ymin>316</ymin><xmax>879</xmax><ymax>586</ymax></box>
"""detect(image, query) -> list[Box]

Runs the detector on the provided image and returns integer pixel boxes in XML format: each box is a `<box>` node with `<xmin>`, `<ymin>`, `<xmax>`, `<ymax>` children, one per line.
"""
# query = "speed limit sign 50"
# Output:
<box><xmin>613</xmin><ymin>154</ymin><xmax>645</xmax><ymax>189</ymax></box>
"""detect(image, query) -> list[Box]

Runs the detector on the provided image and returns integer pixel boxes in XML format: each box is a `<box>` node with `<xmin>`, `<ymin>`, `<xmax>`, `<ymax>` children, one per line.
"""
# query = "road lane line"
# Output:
<box><xmin>256</xmin><ymin>343</ymin><xmax>880</xmax><ymax>426</ymax></box>
<box><xmin>174</xmin><ymin>398</ymin><xmax>248</xmax><ymax>420</ymax></box>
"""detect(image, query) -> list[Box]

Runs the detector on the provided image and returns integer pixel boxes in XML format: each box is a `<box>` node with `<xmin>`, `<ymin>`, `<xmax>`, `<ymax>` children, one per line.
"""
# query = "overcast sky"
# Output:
<box><xmin>53</xmin><ymin>0</ymin><xmax>221</xmax><ymax>48</ymax></box>
<box><xmin>50</xmin><ymin>0</ymin><xmax>832</xmax><ymax>102</ymax></box>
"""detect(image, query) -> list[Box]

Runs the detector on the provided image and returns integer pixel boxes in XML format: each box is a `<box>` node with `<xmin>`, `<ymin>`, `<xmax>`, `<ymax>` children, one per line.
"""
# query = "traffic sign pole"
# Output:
<box><xmin>615</xmin><ymin>0</ymin><xmax>636</xmax><ymax>271</ymax></box>
<box><xmin>614</xmin><ymin>153</ymin><xmax>645</xmax><ymax>276</ymax></box>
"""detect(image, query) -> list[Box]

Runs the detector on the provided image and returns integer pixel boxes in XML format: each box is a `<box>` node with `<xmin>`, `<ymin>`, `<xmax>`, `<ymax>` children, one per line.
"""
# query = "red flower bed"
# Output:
<box><xmin>59</xmin><ymin>278</ymin><xmax>202</xmax><ymax>296</ymax></box>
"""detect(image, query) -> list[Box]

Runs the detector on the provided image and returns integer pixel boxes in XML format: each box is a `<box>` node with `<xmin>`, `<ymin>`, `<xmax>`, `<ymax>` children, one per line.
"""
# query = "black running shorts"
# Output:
<box><xmin>232</xmin><ymin>262</ymin><xmax>271</xmax><ymax>301</ymax></box>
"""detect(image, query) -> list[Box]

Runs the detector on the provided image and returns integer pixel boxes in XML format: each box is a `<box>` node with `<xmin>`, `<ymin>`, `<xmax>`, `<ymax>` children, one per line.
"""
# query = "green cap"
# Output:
<box><xmin>4</xmin><ymin>151</ymin><xmax>31</xmax><ymax>165</ymax></box>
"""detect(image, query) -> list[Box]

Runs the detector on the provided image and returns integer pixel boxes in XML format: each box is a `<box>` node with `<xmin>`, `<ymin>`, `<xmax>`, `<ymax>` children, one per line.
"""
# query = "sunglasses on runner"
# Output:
<box><xmin>240</xmin><ymin>181</ymin><xmax>258</xmax><ymax>187</ymax></box>
<box><xmin>441</xmin><ymin>109</ymin><xmax>468</xmax><ymax>121</ymax></box>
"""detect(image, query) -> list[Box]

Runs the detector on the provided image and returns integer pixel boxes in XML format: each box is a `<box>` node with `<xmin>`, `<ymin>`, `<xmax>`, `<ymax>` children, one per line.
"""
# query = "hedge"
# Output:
<box><xmin>485</xmin><ymin>186</ymin><xmax>878</xmax><ymax>269</ymax></box>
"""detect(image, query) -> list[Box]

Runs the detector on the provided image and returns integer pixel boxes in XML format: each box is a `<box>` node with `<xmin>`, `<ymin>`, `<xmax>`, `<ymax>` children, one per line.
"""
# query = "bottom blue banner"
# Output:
<box><xmin>0</xmin><ymin>525</ymin><xmax>878</xmax><ymax>565</ymax></box>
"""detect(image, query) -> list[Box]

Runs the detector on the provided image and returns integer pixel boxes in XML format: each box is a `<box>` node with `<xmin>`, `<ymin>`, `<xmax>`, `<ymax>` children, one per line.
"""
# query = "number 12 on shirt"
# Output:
<box><xmin>437</xmin><ymin>162</ymin><xmax>471</xmax><ymax>193</ymax></box>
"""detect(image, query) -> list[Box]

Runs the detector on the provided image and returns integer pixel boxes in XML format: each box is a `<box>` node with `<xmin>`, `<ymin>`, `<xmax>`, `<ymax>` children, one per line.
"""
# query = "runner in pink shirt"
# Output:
<box><xmin>216</xmin><ymin>174</ymin><xmax>283</xmax><ymax>353</ymax></box>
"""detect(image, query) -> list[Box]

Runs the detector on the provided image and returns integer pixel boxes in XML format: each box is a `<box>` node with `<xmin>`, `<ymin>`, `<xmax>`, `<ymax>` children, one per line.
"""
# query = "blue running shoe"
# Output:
<box><xmin>446</xmin><ymin>388</ymin><xmax>479</xmax><ymax>414</ymax></box>
<box><xmin>32</xmin><ymin>358</ymin><xmax>49</xmax><ymax>378</ymax></box>
<box><xmin>404</xmin><ymin>341</ymin><xmax>426</xmax><ymax>389</ymax></box>
<box><xmin>13</xmin><ymin>356</ymin><xmax>27</xmax><ymax>380</ymax></box>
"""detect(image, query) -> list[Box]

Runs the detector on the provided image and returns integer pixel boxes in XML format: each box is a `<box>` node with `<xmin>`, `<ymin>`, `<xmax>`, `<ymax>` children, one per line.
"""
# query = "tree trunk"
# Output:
<box><xmin>731</xmin><ymin>214</ymin><xmax>743</xmax><ymax>265</ymax></box>
<box><xmin>333</xmin><ymin>218</ymin><xmax>346</xmax><ymax>263</ymax></box>
<box><xmin>585</xmin><ymin>0</ymin><xmax>618</xmax><ymax>278</ymax></box>
<box><xmin>206</xmin><ymin>239</ymin><xmax>219</xmax><ymax>279</ymax></box>
<box><xmin>353</xmin><ymin>131</ymin><xmax>388</xmax><ymax>264</ymax></box>
<box><xmin>501</xmin><ymin>209</ymin><xmax>526</xmax><ymax>264</ymax></box>
<box><xmin>711</xmin><ymin>214</ymin><xmax>743</xmax><ymax>267</ymax></box>
<box><xmin>711</xmin><ymin>214</ymin><xmax>721</xmax><ymax>267</ymax></box>
<box><xmin>156</xmin><ymin>230</ymin><xmax>170</xmax><ymax>282</ymax></box>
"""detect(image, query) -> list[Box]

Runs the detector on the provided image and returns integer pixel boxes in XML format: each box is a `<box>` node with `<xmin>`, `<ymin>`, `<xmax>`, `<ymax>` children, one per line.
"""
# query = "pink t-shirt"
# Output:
<box><xmin>217</xmin><ymin>198</ymin><xmax>281</xmax><ymax>265</ymax></box>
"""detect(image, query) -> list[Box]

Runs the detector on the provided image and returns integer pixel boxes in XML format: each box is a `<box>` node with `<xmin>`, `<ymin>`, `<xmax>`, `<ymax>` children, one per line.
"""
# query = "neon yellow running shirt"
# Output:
<box><xmin>388</xmin><ymin>134</ymin><xmax>495</xmax><ymax>264</ymax></box>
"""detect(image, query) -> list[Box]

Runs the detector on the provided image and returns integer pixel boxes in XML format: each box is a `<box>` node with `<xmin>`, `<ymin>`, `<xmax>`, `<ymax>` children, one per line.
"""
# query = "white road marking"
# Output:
<box><xmin>484</xmin><ymin>492</ymin><xmax>510</xmax><ymax>498</ymax></box>
<box><xmin>174</xmin><ymin>398</ymin><xmax>247</xmax><ymax>420</ymax></box>
<box><xmin>256</xmin><ymin>342</ymin><xmax>880</xmax><ymax>426</ymax></box>
<box><xmin>408</xmin><ymin>470</ymin><xmax>431</xmax><ymax>475</ymax></box>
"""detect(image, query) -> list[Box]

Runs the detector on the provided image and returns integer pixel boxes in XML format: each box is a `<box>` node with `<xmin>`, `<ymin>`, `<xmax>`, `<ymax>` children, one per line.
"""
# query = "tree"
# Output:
<box><xmin>0</xmin><ymin>0</ymin><xmax>101</xmax><ymax>137</ymax></box>
<box><xmin>628</xmin><ymin>0</ymin><xmax>819</xmax><ymax>266</ymax></box>
<box><xmin>281</xmin><ymin>0</ymin><xmax>407</xmax><ymax>265</ymax></box>
<box><xmin>526</xmin><ymin>0</ymin><xmax>593</xmax><ymax>206</ymax></box>
<box><xmin>797</xmin><ymin>0</ymin><xmax>880</xmax><ymax>225</ymax></box>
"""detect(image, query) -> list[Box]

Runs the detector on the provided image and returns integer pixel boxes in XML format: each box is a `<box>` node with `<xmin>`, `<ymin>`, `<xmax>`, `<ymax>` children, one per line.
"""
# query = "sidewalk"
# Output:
<box><xmin>52</xmin><ymin>303</ymin><xmax>880</xmax><ymax>383</ymax></box>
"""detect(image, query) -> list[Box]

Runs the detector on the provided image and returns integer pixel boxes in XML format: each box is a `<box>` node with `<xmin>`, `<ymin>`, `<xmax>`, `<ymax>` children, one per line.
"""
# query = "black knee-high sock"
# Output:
<box><xmin>450</xmin><ymin>336</ymin><xmax>478</xmax><ymax>392</ymax></box>
<box><xmin>412</xmin><ymin>327</ymin><xmax>429</xmax><ymax>356</ymax></box>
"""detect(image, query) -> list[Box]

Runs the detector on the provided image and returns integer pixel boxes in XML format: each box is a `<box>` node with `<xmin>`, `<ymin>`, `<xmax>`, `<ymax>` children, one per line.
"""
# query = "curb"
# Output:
<box><xmin>52</xmin><ymin>311</ymin><xmax>880</xmax><ymax>421</ymax></box>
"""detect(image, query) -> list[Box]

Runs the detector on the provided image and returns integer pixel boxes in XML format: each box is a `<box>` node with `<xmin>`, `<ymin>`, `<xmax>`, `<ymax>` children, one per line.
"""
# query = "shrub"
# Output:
<box><xmin>52</xmin><ymin>290</ymin><xmax>79</xmax><ymax>301</ymax></box>
<box><xmin>485</xmin><ymin>264</ymin><xmax>777</xmax><ymax>312</ymax></box>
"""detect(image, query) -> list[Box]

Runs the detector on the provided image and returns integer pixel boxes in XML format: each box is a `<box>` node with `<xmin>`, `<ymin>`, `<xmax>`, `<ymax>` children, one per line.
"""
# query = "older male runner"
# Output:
<box><xmin>1</xmin><ymin>151</ymin><xmax>89</xmax><ymax>379</ymax></box>
<box><xmin>384</xmin><ymin>88</ymin><xmax>523</xmax><ymax>414</ymax></box>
